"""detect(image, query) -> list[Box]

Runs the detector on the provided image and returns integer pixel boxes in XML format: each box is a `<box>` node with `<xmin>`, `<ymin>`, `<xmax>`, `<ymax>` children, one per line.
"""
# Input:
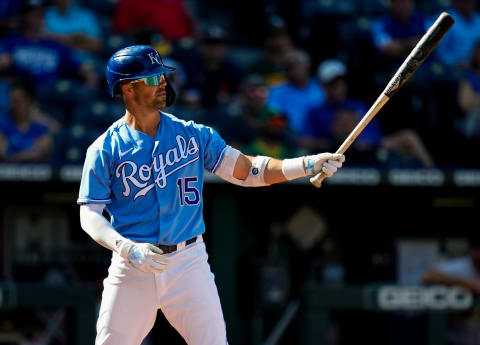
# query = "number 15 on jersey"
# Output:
<box><xmin>177</xmin><ymin>177</ymin><xmax>200</xmax><ymax>206</ymax></box>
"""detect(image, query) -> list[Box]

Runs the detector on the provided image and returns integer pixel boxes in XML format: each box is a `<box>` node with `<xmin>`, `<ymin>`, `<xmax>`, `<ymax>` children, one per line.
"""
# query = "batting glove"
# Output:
<box><xmin>118</xmin><ymin>241</ymin><xmax>170</xmax><ymax>274</ymax></box>
<box><xmin>304</xmin><ymin>153</ymin><xmax>345</xmax><ymax>177</ymax></box>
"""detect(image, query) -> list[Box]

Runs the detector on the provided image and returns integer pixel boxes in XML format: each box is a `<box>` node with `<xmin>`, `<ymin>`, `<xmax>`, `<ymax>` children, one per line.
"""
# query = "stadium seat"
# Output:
<box><xmin>0</xmin><ymin>80</ymin><xmax>10</xmax><ymax>114</ymax></box>
<box><xmin>356</xmin><ymin>0</ymin><xmax>389</xmax><ymax>17</ymax></box>
<box><xmin>301</xmin><ymin>0</ymin><xmax>357</xmax><ymax>17</ymax></box>
<box><xmin>53</xmin><ymin>123</ymin><xmax>104</xmax><ymax>164</ymax></box>
<box><xmin>36</xmin><ymin>79</ymin><xmax>96</xmax><ymax>106</ymax></box>
<box><xmin>417</xmin><ymin>0</ymin><xmax>452</xmax><ymax>14</ymax></box>
<box><xmin>227</xmin><ymin>46</ymin><xmax>263</xmax><ymax>70</ymax></box>
<box><xmin>101</xmin><ymin>30</ymin><xmax>137</xmax><ymax>60</ymax></box>
<box><xmin>79</xmin><ymin>0</ymin><xmax>117</xmax><ymax>16</ymax></box>
<box><xmin>73</xmin><ymin>99</ymin><xmax>124</xmax><ymax>128</ymax></box>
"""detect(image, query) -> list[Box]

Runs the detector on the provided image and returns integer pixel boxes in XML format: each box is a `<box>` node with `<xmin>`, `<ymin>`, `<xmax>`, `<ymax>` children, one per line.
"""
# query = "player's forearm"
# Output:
<box><xmin>264</xmin><ymin>158</ymin><xmax>288</xmax><ymax>184</ymax></box>
<box><xmin>79</xmin><ymin>204</ymin><xmax>130</xmax><ymax>255</ymax></box>
<box><xmin>234</xmin><ymin>154</ymin><xmax>301</xmax><ymax>185</ymax></box>
<box><xmin>217</xmin><ymin>146</ymin><xmax>344</xmax><ymax>186</ymax></box>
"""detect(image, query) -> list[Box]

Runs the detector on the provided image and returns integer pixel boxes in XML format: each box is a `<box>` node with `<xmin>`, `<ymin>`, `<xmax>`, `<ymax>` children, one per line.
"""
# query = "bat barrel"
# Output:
<box><xmin>383</xmin><ymin>12</ymin><xmax>454</xmax><ymax>98</ymax></box>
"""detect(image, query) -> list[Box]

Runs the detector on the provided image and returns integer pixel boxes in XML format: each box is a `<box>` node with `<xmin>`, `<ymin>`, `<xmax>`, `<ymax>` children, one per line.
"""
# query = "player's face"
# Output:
<box><xmin>131</xmin><ymin>74</ymin><xmax>167</xmax><ymax>110</ymax></box>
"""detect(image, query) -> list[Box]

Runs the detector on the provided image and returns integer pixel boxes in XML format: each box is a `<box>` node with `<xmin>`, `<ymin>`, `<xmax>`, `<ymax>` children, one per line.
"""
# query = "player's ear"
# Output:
<box><xmin>121</xmin><ymin>83</ymin><xmax>133</xmax><ymax>95</ymax></box>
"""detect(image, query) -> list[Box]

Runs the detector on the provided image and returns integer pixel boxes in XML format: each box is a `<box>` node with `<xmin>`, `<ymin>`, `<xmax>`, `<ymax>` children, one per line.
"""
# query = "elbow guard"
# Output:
<box><xmin>215</xmin><ymin>146</ymin><xmax>271</xmax><ymax>187</ymax></box>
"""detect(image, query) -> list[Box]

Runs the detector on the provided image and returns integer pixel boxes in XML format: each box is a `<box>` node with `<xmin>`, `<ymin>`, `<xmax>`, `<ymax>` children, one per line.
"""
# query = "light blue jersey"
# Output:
<box><xmin>78</xmin><ymin>112</ymin><xmax>226</xmax><ymax>244</ymax></box>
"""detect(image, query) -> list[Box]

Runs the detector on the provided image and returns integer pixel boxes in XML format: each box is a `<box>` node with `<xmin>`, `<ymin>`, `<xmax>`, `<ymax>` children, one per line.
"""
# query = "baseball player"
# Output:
<box><xmin>78</xmin><ymin>45</ymin><xmax>345</xmax><ymax>345</ymax></box>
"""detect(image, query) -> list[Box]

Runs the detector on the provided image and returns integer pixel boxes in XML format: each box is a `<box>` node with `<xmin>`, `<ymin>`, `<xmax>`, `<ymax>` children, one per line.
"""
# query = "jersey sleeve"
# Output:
<box><xmin>197</xmin><ymin>124</ymin><xmax>227</xmax><ymax>173</ymax></box>
<box><xmin>77</xmin><ymin>145</ymin><xmax>113</xmax><ymax>205</ymax></box>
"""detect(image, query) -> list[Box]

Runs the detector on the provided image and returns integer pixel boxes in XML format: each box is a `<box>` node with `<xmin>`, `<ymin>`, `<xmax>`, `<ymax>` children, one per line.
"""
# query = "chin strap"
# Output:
<box><xmin>164</xmin><ymin>75</ymin><xmax>176</xmax><ymax>107</ymax></box>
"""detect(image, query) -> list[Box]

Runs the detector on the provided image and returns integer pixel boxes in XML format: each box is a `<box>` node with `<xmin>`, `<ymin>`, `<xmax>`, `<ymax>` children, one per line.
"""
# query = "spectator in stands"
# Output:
<box><xmin>0</xmin><ymin>81</ymin><xmax>53</xmax><ymax>163</ymax></box>
<box><xmin>422</xmin><ymin>238</ymin><xmax>480</xmax><ymax>293</ymax></box>
<box><xmin>370</xmin><ymin>0</ymin><xmax>426</xmax><ymax>72</ymax></box>
<box><xmin>456</xmin><ymin>41</ymin><xmax>480</xmax><ymax>140</ymax></box>
<box><xmin>182</xmin><ymin>24</ymin><xmax>244</xmax><ymax>109</ymax></box>
<box><xmin>302</xmin><ymin>59</ymin><xmax>434</xmax><ymax>167</ymax></box>
<box><xmin>370</xmin><ymin>0</ymin><xmax>428</xmax><ymax>134</ymax></box>
<box><xmin>0</xmin><ymin>2</ymin><xmax>98</xmax><ymax>88</ymax></box>
<box><xmin>248</xmin><ymin>16</ymin><xmax>295</xmax><ymax>86</ymax></box>
<box><xmin>44</xmin><ymin>0</ymin><xmax>102</xmax><ymax>55</ymax></box>
<box><xmin>113</xmin><ymin>0</ymin><xmax>196</xmax><ymax>42</ymax></box>
<box><xmin>302</xmin><ymin>60</ymin><xmax>382</xmax><ymax>150</ymax></box>
<box><xmin>421</xmin><ymin>237</ymin><xmax>480</xmax><ymax>345</ymax></box>
<box><xmin>433</xmin><ymin>0</ymin><xmax>480</xmax><ymax>68</ymax></box>
<box><xmin>215</xmin><ymin>74</ymin><xmax>297</xmax><ymax>158</ymax></box>
<box><xmin>267</xmin><ymin>49</ymin><xmax>325</xmax><ymax>136</ymax></box>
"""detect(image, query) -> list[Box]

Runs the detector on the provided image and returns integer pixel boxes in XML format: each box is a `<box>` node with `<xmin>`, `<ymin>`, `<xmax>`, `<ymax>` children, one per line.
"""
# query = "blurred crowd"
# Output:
<box><xmin>0</xmin><ymin>0</ymin><xmax>479</xmax><ymax>169</ymax></box>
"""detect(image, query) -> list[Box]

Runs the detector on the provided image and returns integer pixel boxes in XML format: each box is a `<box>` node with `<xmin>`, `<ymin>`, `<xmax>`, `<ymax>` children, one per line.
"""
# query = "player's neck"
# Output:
<box><xmin>124</xmin><ymin>108</ymin><xmax>161</xmax><ymax>138</ymax></box>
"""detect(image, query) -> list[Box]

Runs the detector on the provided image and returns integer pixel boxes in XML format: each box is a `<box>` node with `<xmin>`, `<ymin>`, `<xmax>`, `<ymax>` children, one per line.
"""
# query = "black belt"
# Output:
<box><xmin>153</xmin><ymin>236</ymin><xmax>198</xmax><ymax>254</ymax></box>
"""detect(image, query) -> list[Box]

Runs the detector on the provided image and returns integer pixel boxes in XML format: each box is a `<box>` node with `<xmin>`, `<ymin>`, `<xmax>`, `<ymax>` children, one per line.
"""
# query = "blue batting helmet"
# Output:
<box><xmin>106</xmin><ymin>45</ymin><xmax>176</xmax><ymax>98</ymax></box>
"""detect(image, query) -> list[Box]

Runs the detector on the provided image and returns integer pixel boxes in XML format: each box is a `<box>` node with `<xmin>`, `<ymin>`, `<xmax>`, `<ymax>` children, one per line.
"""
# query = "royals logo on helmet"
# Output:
<box><xmin>148</xmin><ymin>52</ymin><xmax>162</xmax><ymax>65</ymax></box>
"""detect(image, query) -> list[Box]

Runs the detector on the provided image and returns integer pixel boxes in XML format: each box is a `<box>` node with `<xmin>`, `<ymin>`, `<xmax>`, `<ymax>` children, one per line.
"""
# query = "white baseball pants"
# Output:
<box><xmin>95</xmin><ymin>238</ymin><xmax>228</xmax><ymax>345</ymax></box>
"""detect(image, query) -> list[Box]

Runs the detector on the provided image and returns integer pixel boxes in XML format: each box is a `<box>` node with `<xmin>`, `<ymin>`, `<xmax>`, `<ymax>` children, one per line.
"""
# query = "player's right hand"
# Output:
<box><xmin>126</xmin><ymin>243</ymin><xmax>170</xmax><ymax>274</ymax></box>
<box><xmin>304</xmin><ymin>153</ymin><xmax>345</xmax><ymax>177</ymax></box>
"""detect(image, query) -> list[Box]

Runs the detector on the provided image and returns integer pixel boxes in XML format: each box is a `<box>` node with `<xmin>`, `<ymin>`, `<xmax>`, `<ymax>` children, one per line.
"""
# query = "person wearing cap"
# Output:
<box><xmin>302</xmin><ymin>59</ymin><xmax>434</xmax><ymax>168</ymax></box>
<box><xmin>78</xmin><ymin>45</ymin><xmax>345</xmax><ymax>345</ymax></box>
<box><xmin>182</xmin><ymin>24</ymin><xmax>244</xmax><ymax>109</ymax></box>
<box><xmin>301</xmin><ymin>59</ymin><xmax>383</xmax><ymax>153</ymax></box>
<box><xmin>248</xmin><ymin>16</ymin><xmax>296</xmax><ymax>86</ymax></box>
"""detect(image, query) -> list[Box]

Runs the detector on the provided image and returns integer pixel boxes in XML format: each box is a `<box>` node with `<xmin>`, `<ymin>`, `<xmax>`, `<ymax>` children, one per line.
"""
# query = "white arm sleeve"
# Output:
<box><xmin>214</xmin><ymin>145</ymin><xmax>271</xmax><ymax>187</ymax></box>
<box><xmin>79</xmin><ymin>204</ymin><xmax>133</xmax><ymax>257</ymax></box>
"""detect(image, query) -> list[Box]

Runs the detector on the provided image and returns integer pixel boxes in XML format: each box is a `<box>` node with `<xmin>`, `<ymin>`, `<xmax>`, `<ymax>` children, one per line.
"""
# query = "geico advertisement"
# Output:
<box><xmin>377</xmin><ymin>286</ymin><xmax>473</xmax><ymax>310</ymax></box>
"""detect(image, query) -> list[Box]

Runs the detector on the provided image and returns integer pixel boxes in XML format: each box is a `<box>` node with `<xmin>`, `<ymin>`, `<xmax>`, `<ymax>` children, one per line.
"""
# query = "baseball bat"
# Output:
<box><xmin>310</xmin><ymin>12</ymin><xmax>455</xmax><ymax>188</ymax></box>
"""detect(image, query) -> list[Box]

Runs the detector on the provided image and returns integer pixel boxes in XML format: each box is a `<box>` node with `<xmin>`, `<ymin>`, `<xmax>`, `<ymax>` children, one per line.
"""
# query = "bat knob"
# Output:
<box><xmin>310</xmin><ymin>173</ymin><xmax>326</xmax><ymax>188</ymax></box>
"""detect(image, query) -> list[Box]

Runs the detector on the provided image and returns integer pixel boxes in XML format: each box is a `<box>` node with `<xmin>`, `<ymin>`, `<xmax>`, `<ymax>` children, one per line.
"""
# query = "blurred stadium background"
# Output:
<box><xmin>0</xmin><ymin>0</ymin><xmax>480</xmax><ymax>344</ymax></box>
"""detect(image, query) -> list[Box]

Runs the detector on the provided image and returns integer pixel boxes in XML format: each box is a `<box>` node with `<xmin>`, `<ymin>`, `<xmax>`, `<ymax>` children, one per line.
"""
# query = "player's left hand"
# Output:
<box><xmin>121</xmin><ymin>242</ymin><xmax>170</xmax><ymax>274</ymax></box>
<box><xmin>304</xmin><ymin>153</ymin><xmax>345</xmax><ymax>177</ymax></box>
